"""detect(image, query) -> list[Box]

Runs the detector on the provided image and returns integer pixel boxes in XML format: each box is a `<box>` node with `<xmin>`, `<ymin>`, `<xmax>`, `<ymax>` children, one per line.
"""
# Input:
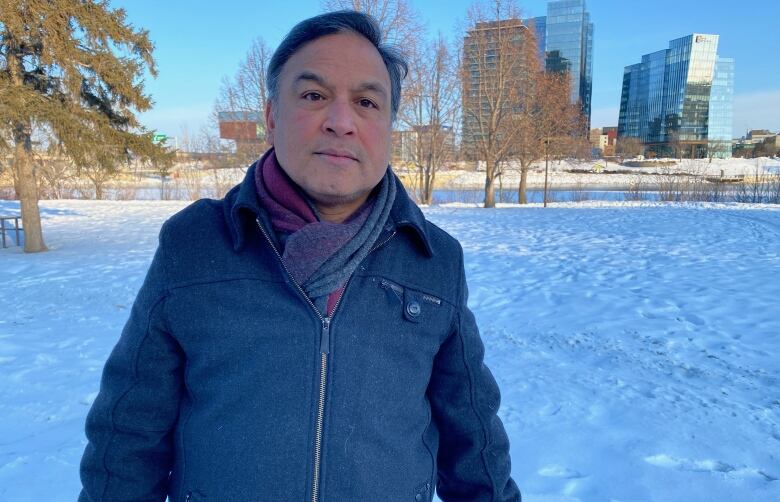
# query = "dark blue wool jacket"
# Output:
<box><xmin>79</xmin><ymin>164</ymin><xmax>520</xmax><ymax>502</ymax></box>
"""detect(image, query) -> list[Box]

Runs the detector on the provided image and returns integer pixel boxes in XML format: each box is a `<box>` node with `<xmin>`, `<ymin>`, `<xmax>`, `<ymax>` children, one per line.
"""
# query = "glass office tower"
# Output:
<box><xmin>618</xmin><ymin>34</ymin><xmax>734</xmax><ymax>158</ymax></box>
<box><xmin>527</xmin><ymin>15</ymin><xmax>547</xmax><ymax>64</ymax></box>
<box><xmin>461</xmin><ymin>2</ymin><xmax>594</xmax><ymax>154</ymax></box>
<box><xmin>708</xmin><ymin>58</ymin><xmax>735</xmax><ymax>157</ymax></box>
<box><xmin>544</xmin><ymin>0</ymin><xmax>594</xmax><ymax>128</ymax></box>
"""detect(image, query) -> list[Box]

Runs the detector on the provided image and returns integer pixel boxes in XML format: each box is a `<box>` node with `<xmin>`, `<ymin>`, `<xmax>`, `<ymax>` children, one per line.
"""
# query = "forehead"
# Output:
<box><xmin>280</xmin><ymin>32</ymin><xmax>391</xmax><ymax>89</ymax></box>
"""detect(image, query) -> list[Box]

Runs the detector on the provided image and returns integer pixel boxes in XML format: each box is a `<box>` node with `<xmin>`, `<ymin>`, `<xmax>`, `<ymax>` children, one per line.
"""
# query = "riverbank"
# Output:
<box><xmin>395</xmin><ymin>156</ymin><xmax>780</xmax><ymax>191</ymax></box>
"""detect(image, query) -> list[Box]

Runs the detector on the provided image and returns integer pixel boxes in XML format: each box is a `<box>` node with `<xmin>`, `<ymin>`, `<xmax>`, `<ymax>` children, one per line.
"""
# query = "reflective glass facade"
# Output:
<box><xmin>461</xmin><ymin>2</ymin><xmax>594</xmax><ymax>154</ymax></box>
<box><xmin>617</xmin><ymin>34</ymin><xmax>733</xmax><ymax>158</ymax></box>
<box><xmin>544</xmin><ymin>0</ymin><xmax>594</xmax><ymax>128</ymax></box>
<box><xmin>528</xmin><ymin>15</ymin><xmax>547</xmax><ymax>64</ymax></box>
<box><xmin>708</xmin><ymin>58</ymin><xmax>735</xmax><ymax>158</ymax></box>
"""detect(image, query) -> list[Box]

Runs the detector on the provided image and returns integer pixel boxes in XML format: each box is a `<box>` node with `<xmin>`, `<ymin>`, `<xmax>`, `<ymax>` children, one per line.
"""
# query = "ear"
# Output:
<box><xmin>264</xmin><ymin>99</ymin><xmax>275</xmax><ymax>146</ymax></box>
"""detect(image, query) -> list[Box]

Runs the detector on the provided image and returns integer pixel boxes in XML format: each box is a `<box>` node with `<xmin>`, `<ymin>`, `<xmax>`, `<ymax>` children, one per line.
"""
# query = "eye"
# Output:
<box><xmin>358</xmin><ymin>98</ymin><xmax>378</xmax><ymax>109</ymax></box>
<box><xmin>302</xmin><ymin>91</ymin><xmax>324</xmax><ymax>101</ymax></box>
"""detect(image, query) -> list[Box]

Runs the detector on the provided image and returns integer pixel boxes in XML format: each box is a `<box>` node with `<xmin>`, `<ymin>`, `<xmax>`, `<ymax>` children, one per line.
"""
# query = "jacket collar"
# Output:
<box><xmin>225</xmin><ymin>150</ymin><xmax>434</xmax><ymax>257</ymax></box>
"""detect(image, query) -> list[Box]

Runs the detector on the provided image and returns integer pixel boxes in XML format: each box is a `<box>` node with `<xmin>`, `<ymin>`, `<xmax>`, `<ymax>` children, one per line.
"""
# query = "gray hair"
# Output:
<box><xmin>267</xmin><ymin>10</ymin><xmax>408</xmax><ymax>121</ymax></box>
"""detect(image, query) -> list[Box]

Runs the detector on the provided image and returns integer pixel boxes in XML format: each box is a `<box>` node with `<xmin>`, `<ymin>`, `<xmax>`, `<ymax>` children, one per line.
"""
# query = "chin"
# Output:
<box><xmin>309</xmin><ymin>186</ymin><xmax>369</xmax><ymax>206</ymax></box>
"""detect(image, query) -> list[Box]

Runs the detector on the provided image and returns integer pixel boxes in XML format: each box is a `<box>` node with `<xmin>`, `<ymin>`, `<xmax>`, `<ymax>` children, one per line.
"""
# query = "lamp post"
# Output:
<box><xmin>543</xmin><ymin>137</ymin><xmax>550</xmax><ymax>207</ymax></box>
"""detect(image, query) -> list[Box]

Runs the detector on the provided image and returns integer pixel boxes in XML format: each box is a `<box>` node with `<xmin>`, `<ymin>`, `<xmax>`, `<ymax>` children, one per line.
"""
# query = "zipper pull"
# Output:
<box><xmin>320</xmin><ymin>317</ymin><xmax>331</xmax><ymax>354</ymax></box>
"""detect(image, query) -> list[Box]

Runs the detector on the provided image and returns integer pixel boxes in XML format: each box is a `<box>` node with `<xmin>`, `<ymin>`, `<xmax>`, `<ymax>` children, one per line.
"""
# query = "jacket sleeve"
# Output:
<box><xmin>428</xmin><ymin>245</ymin><xmax>521</xmax><ymax>502</ymax></box>
<box><xmin>79</xmin><ymin>227</ymin><xmax>184</xmax><ymax>501</ymax></box>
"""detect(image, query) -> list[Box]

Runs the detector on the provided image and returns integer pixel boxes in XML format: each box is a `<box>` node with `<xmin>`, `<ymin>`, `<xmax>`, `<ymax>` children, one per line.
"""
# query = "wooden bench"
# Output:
<box><xmin>0</xmin><ymin>214</ymin><xmax>23</xmax><ymax>248</ymax></box>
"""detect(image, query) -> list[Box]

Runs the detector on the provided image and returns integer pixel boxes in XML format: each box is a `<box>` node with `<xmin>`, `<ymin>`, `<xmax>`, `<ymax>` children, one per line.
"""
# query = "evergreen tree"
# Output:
<box><xmin>0</xmin><ymin>0</ymin><xmax>169</xmax><ymax>252</ymax></box>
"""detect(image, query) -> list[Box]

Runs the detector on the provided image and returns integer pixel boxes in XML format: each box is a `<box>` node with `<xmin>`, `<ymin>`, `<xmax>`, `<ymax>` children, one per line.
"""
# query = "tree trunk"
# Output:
<box><xmin>423</xmin><ymin>163</ymin><xmax>434</xmax><ymax>205</ymax></box>
<box><xmin>14</xmin><ymin>135</ymin><xmax>47</xmax><ymax>253</ymax></box>
<box><xmin>484</xmin><ymin>161</ymin><xmax>496</xmax><ymax>208</ymax></box>
<box><xmin>11</xmin><ymin>161</ymin><xmax>21</xmax><ymax>200</ymax></box>
<box><xmin>417</xmin><ymin>164</ymin><xmax>424</xmax><ymax>203</ymax></box>
<box><xmin>518</xmin><ymin>164</ymin><xmax>529</xmax><ymax>204</ymax></box>
<box><xmin>425</xmin><ymin>165</ymin><xmax>435</xmax><ymax>205</ymax></box>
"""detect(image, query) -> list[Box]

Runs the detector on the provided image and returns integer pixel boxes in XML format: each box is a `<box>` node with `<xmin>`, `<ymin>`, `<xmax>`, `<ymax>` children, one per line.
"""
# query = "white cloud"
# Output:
<box><xmin>733</xmin><ymin>90</ymin><xmax>780</xmax><ymax>137</ymax></box>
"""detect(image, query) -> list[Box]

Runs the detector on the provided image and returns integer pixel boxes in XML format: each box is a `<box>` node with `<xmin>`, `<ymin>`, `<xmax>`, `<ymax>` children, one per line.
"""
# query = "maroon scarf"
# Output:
<box><xmin>254</xmin><ymin>150</ymin><xmax>373</xmax><ymax>315</ymax></box>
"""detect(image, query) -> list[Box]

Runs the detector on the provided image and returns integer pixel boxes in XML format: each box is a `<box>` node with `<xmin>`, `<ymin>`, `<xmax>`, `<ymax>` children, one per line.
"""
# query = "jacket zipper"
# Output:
<box><xmin>255</xmin><ymin>217</ymin><xmax>395</xmax><ymax>502</ymax></box>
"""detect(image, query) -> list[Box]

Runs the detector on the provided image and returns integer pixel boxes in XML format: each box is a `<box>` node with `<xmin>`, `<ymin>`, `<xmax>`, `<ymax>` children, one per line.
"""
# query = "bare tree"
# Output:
<box><xmin>81</xmin><ymin>163</ymin><xmax>118</xmax><ymax>200</ymax></box>
<box><xmin>35</xmin><ymin>151</ymin><xmax>75</xmax><ymax>199</ymax></box>
<box><xmin>214</xmin><ymin>37</ymin><xmax>273</xmax><ymax>164</ymax></box>
<box><xmin>511</xmin><ymin>45</ymin><xmax>582</xmax><ymax>205</ymax></box>
<box><xmin>461</xmin><ymin>0</ymin><xmax>527</xmax><ymax>208</ymax></box>
<box><xmin>217</xmin><ymin>38</ymin><xmax>271</xmax><ymax>119</ymax></box>
<box><xmin>398</xmin><ymin>35</ymin><xmax>459</xmax><ymax>204</ymax></box>
<box><xmin>322</xmin><ymin>0</ymin><xmax>425</xmax><ymax>50</ymax></box>
<box><xmin>616</xmin><ymin>136</ymin><xmax>644</xmax><ymax>159</ymax></box>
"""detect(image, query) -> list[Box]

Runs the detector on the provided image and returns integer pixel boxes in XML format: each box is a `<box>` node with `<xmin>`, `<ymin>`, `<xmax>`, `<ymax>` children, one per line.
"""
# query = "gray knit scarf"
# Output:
<box><xmin>255</xmin><ymin>151</ymin><xmax>396</xmax><ymax>313</ymax></box>
<box><xmin>305</xmin><ymin>170</ymin><xmax>396</xmax><ymax>301</ymax></box>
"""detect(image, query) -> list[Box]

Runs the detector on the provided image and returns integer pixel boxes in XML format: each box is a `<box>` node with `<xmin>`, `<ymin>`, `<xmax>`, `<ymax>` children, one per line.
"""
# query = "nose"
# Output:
<box><xmin>321</xmin><ymin>98</ymin><xmax>356</xmax><ymax>137</ymax></box>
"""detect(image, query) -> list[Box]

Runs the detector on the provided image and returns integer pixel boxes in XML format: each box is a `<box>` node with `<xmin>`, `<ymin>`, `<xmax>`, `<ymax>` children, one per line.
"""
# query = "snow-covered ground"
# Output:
<box><xmin>1</xmin><ymin>199</ymin><xmax>779</xmax><ymax>501</ymax></box>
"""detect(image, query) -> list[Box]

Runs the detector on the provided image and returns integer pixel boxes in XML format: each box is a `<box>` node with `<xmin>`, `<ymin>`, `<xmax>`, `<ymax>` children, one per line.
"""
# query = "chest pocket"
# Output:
<box><xmin>379</xmin><ymin>277</ymin><xmax>443</xmax><ymax>324</ymax></box>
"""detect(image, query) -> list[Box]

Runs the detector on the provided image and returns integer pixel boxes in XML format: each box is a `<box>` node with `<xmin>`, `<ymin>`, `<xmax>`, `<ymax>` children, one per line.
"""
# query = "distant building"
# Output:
<box><xmin>527</xmin><ymin>0</ymin><xmax>594</xmax><ymax>129</ymax></box>
<box><xmin>601</xmin><ymin>126</ymin><xmax>617</xmax><ymax>156</ymax></box>
<box><xmin>762</xmin><ymin>135</ymin><xmax>780</xmax><ymax>156</ymax></box>
<box><xmin>218</xmin><ymin>111</ymin><xmax>265</xmax><ymax>156</ymax></box>
<box><xmin>528</xmin><ymin>15</ymin><xmax>546</xmax><ymax>63</ymax></box>
<box><xmin>392</xmin><ymin>125</ymin><xmax>456</xmax><ymax>165</ymax></box>
<box><xmin>391</xmin><ymin>130</ymin><xmax>416</xmax><ymax>165</ymax></box>
<box><xmin>741</xmin><ymin>133</ymin><xmax>780</xmax><ymax>157</ymax></box>
<box><xmin>461</xmin><ymin>1</ymin><xmax>594</xmax><ymax>156</ymax></box>
<box><xmin>589</xmin><ymin>126</ymin><xmax>617</xmax><ymax>156</ymax></box>
<box><xmin>545</xmin><ymin>0</ymin><xmax>593</xmax><ymax>127</ymax></box>
<box><xmin>589</xmin><ymin>128</ymin><xmax>601</xmax><ymax>146</ymax></box>
<box><xmin>708</xmin><ymin>57</ymin><xmax>734</xmax><ymax>157</ymax></box>
<box><xmin>461</xmin><ymin>18</ymin><xmax>529</xmax><ymax>159</ymax></box>
<box><xmin>746</xmin><ymin>129</ymin><xmax>775</xmax><ymax>143</ymax></box>
<box><xmin>618</xmin><ymin>34</ymin><xmax>734</xmax><ymax>159</ymax></box>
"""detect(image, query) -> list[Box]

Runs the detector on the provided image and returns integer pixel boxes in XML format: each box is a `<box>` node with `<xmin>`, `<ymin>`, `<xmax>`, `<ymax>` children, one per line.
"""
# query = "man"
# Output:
<box><xmin>80</xmin><ymin>11</ymin><xmax>520</xmax><ymax>502</ymax></box>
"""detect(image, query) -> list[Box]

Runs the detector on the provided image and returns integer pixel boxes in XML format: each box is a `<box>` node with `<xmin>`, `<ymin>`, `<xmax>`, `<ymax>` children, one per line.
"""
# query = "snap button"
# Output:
<box><xmin>406</xmin><ymin>301</ymin><xmax>421</xmax><ymax>316</ymax></box>
<box><xmin>415</xmin><ymin>494</ymin><xmax>423</xmax><ymax>501</ymax></box>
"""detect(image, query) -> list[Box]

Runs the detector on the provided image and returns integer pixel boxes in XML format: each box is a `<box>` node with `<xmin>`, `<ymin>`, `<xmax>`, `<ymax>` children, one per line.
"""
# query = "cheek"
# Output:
<box><xmin>289</xmin><ymin>109</ymin><xmax>319</xmax><ymax>131</ymax></box>
<box><xmin>363</xmin><ymin>123</ymin><xmax>392</xmax><ymax>156</ymax></box>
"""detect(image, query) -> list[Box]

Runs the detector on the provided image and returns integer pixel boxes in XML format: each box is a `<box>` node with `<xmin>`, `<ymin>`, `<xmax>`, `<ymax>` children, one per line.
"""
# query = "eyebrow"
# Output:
<box><xmin>293</xmin><ymin>71</ymin><xmax>328</xmax><ymax>88</ymax></box>
<box><xmin>293</xmin><ymin>71</ymin><xmax>388</xmax><ymax>100</ymax></box>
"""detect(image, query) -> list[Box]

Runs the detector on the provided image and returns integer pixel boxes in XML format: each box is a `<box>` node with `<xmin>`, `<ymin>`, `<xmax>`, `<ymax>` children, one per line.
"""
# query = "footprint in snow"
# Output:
<box><xmin>538</xmin><ymin>465</ymin><xmax>586</xmax><ymax>479</ymax></box>
<box><xmin>683</xmin><ymin>313</ymin><xmax>706</xmax><ymax>326</ymax></box>
<box><xmin>644</xmin><ymin>454</ymin><xmax>778</xmax><ymax>481</ymax></box>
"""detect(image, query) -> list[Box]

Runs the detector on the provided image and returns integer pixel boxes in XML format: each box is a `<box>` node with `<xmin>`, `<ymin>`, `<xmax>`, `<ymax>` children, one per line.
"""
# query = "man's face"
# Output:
<box><xmin>265</xmin><ymin>32</ymin><xmax>393</xmax><ymax>216</ymax></box>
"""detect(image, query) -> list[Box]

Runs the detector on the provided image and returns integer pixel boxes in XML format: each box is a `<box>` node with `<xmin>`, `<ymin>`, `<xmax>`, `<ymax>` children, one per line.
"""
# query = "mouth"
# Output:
<box><xmin>314</xmin><ymin>149</ymin><xmax>359</xmax><ymax>162</ymax></box>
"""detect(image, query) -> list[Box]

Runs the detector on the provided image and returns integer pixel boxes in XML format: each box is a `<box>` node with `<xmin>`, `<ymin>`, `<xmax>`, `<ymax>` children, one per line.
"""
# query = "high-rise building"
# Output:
<box><xmin>529</xmin><ymin>1</ymin><xmax>594</xmax><ymax>128</ymax></box>
<box><xmin>460</xmin><ymin>19</ymin><xmax>529</xmax><ymax>158</ymax></box>
<box><xmin>527</xmin><ymin>15</ymin><xmax>546</xmax><ymax>64</ymax></box>
<box><xmin>618</xmin><ymin>34</ymin><xmax>734</xmax><ymax>158</ymax></box>
<box><xmin>708</xmin><ymin>57</ymin><xmax>735</xmax><ymax>157</ymax></box>
<box><xmin>460</xmin><ymin>1</ymin><xmax>594</xmax><ymax>157</ymax></box>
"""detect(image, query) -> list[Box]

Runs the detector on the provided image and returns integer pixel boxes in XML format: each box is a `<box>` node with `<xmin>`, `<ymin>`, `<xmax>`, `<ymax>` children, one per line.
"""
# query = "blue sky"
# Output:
<box><xmin>117</xmin><ymin>0</ymin><xmax>780</xmax><ymax>140</ymax></box>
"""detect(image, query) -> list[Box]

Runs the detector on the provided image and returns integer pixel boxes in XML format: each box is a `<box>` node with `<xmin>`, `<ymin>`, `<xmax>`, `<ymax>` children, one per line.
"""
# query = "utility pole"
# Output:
<box><xmin>543</xmin><ymin>138</ymin><xmax>550</xmax><ymax>207</ymax></box>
